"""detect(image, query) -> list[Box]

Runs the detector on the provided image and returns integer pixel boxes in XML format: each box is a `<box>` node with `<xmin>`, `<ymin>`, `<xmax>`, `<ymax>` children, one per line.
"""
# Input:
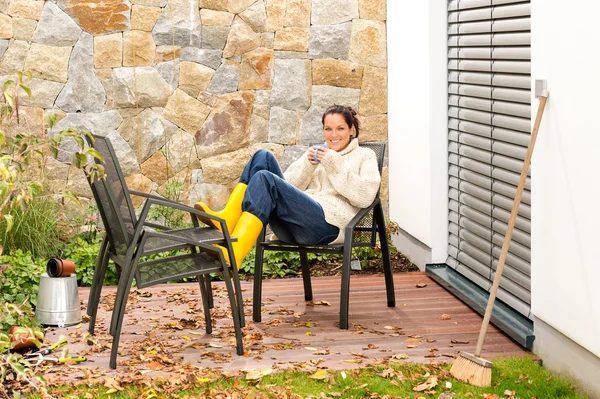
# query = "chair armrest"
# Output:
<box><xmin>136</xmin><ymin>198</ymin><xmax>227</xmax><ymax>232</ymax></box>
<box><xmin>130</xmin><ymin>190</ymin><xmax>196</xmax><ymax>230</ymax></box>
<box><xmin>130</xmin><ymin>190</ymin><xmax>182</xmax><ymax>205</ymax></box>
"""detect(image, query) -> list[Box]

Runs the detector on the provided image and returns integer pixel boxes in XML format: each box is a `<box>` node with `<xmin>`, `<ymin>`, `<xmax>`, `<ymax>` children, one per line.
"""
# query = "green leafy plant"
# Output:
<box><xmin>147</xmin><ymin>178</ymin><xmax>192</xmax><ymax>229</ymax></box>
<box><xmin>0</xmin><ymin>300</ymin><xmax>47</xmax><ymax>396</ymax></box>
<box><xmin>0</xmin><ymin>250</ymin><xmax>45</xmax><ymax>305</ymax></box>
<box><xmin>59</xmin><ymin>236</ymin><xmax>119</xmax><ymax>287</ymax></box>
<box><xmin>239</xmin><ymin>247</ymin><xmax>341</xmax><ymax>278</ymax></box>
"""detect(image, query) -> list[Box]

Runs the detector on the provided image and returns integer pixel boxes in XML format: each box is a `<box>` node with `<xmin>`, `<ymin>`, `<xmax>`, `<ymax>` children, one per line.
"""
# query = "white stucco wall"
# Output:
<box><xmin>531</xmin><ymin>1</ymin><xmax>600</xmax><ymax>358</ymax></box>
<box><xmin>387</xmin><ymin>1</ymin><xmax>448</xmax><ymax>263</ymax></box>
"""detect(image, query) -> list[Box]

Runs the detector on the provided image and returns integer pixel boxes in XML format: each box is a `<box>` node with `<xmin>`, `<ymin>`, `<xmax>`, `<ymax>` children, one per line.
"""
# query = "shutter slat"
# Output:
<box><xmin>448</xmin><ymin>17</ymin><xmax>529</xmax><ymax>35</ymax></box>
<box><xmin>493</xmin><ymin>3</ymin><xmax>530</xmax><ymax>19</ymax></box>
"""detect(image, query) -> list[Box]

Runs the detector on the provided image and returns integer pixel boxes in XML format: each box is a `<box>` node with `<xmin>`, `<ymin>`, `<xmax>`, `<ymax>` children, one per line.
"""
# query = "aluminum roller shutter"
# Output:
<box><xmin>447</xmin><ymin>0</ymin><xmax>532</xmax><ymax>319</ymax></box>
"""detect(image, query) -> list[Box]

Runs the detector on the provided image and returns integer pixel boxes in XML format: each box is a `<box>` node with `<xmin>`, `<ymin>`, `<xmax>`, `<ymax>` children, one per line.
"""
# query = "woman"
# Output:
<box><xmin>194</xmin><ymin>105</ymin><xmax>381</xmax><ymax>269</ymax></box>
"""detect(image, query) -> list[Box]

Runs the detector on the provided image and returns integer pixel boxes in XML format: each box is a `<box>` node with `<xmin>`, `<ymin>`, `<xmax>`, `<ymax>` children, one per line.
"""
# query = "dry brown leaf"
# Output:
<box><xmin>146</xmin><ymin>361</ymin><xmax>164</xmax><ymax>370</ymax></box>
<box><xmin>450</xmin><ymin>339</ymin><xmax>470</xmax><ymax>344</ymax></box>
<box><xmin>413</xmin><ymin>376</ymin><xmax>438</xmax><ymax>391</ymax></box>
<box><xmin>416</xmin><ymin>282</ymin><xmax>427</xmax><ymax>288</ymax></box>
<box><xmin>392</xmin><ymin>353</ymin><xmax>409</xmax><ymax>360</ymax></box>
<box><xmin>406</xmin><ymin>338</ymin><xmax>422</xmax><ymax>343</ymax></box>
<box><xmin>245</xmin><ymin>368</ymin><xmax>273</xmax><ymax>381</ymax></box>
<box><xmin>440</xmin><ymin>314</ymin><xmax>452</xmax><ymax>320</ymax></box>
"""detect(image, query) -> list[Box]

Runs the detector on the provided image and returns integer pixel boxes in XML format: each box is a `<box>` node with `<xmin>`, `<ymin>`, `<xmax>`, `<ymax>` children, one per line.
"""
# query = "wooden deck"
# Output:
<box><xmin>43</xmin><ymin>272</ymin><xmax>529</xmax><ymax>378</ymax></box>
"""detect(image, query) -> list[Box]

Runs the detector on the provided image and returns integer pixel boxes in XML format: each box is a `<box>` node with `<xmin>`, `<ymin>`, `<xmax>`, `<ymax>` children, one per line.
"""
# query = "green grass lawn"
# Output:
<box><xmin>22</xmin><ymin>356</ymin><xmax>586</xmax><ymax>399</ymax></box>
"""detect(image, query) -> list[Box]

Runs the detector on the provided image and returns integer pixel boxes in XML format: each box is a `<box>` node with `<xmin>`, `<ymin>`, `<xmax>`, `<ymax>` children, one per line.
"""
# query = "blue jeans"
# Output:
<box><xmin>240</xmin><ymin>150</ymin><xmax>339</xmax><ymax>245</ymax></box>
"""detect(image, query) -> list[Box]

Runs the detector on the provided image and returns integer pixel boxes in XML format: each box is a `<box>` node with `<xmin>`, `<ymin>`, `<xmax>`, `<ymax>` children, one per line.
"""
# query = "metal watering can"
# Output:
<box><xmin>34</xmin><ymin>259</ymin><xmax>82</xmax><ymax>327</ymax></box>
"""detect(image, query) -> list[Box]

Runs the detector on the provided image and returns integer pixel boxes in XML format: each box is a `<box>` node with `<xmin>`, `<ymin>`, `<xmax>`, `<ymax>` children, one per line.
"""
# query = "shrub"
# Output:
<box><xmin>0</xmin><ymin>250</ymin><xmax>45</xmax><ymax>305</ymax></box>
<box><xmin>0</xmin><ymin>197</ymin><xmax>61</xmax><ymax>258</ymax></box>
<box><xmin>59</xmin><ymin>236</ymin><xmax>119</xmax><ymax>287</ymax></box>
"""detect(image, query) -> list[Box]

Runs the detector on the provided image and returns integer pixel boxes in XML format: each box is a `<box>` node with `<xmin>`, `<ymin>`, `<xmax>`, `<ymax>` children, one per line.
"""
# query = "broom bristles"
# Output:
<box><xmin>450</xmin><ymin>352</ymin><xmax>493</xmax><ymax>387</ymax></box>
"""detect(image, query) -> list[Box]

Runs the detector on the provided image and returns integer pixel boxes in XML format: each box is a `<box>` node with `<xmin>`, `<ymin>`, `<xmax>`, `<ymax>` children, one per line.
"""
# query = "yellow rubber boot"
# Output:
<box><xmin>217</xmin><ymin>212</ymin><xmax>263</xmax><ymax>269</ymax></box>
<box><xmin>194</xmin><ymin>183</ymin><xmax>247</xmax><ymax>233</ymax></box>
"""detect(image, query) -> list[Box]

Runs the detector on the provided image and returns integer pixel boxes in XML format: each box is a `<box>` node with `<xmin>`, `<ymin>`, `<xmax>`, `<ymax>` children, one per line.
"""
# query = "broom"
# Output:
<box><xmin>450</xmin><ymin>89</ymin><xmax>549</xmax><ymax>387</ymax></box>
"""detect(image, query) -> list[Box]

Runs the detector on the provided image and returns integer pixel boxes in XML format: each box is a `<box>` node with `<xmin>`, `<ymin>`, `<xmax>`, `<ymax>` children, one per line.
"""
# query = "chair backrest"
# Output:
<box><xmin>85</xmin><ymin>135</ymin><xmax>138</xmax><ymax>257</ymax></box>
<box><xmin>353</xmin><ymin>142</ymin><xmax>385</xmax><ymax>245</ymax></box>
<box><xmin>310</xmin><ymin>142</ymin><xmax>386</xmax><ymax>245</ymax></box>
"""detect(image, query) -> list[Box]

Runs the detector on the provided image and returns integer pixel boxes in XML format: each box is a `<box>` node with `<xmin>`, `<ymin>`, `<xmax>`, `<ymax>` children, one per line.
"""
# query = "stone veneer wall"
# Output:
<box><xmin>0</xmin><ymin>0</ymin><xmax>388</xmax><ymax>214</ymax></box>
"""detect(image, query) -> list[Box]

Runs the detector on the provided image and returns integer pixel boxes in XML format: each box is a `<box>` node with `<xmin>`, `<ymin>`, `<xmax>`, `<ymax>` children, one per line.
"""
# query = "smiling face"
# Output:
<box><xmin>323</xmin><ymin>113</ymin><xmax>353</xmax><ymax>152</ymax></box>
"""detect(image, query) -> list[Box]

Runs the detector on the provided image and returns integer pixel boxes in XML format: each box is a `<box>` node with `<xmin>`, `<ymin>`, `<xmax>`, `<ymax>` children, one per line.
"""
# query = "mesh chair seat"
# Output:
<box><xmin>140</xmin><ymin>227</ymin><xmax>232</xmax><ymax>255</ymax></box>
<box><xmin>136</xmin><ymin>251</ymin><xmax>223</xmax><ymax>288</ymax></box>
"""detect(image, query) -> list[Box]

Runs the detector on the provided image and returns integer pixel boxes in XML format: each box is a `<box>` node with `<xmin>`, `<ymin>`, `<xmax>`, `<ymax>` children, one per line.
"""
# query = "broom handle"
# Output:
<box><xmin>474</xmin><ymin>92</ymin><xmax>549</xmax><ymax>358</ymax></box>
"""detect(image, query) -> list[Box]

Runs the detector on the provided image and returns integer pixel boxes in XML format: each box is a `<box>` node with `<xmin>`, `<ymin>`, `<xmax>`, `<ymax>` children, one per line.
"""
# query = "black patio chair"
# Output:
<box><xmin>83</xmin><ymin>135</ymin><xmax>244</xmax><ymax>368</ymax></box>
<box><xmin>252</xmin><ymin>142</ymin><xmax>395</xmax><ymax>329</ymax></box>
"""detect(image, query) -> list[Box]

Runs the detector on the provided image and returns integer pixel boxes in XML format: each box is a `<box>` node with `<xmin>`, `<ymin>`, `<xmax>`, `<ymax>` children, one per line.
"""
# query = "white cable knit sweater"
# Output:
<box><xmin>283</xmin><ymin>139</ymin><xmax>381</xmax><ymax>245</ymax></box>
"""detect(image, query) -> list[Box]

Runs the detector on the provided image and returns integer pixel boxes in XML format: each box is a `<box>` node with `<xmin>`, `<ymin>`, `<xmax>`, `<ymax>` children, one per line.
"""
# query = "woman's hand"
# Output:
<box><xmin>308</xmin><ymin>146</ymin><xmax>330</xmax><ymax>165</ymax></box>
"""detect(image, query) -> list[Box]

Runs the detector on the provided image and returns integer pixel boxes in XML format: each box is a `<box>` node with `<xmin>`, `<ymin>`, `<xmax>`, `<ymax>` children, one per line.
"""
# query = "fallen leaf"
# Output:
<box><xmin>363</xmin><ymin>343</ymin><xmax>379</xmax><ymax>350</ymax></box>
<box><xmin>416</xmin><ymin>282</ymin><xmax>427</xmax><ymax>288</ymax></box>
<box><xmin>445</xmin><ymin>381</ymin><xmax>452</xmax><ymax>389</ymax></box>
<box><xmin>392</xmin><ymin>353</ymin><xmax>409</xmax><ymax>360</ymax></box>
<box><xmin>308</xmin><ymin>369</ymin><xmax>329</xmax><ymax>380</ymax></box>
<box><xmin>181</xmin><ymin>335</ymin><xmax>192</xmax><ymax>341</ymax></box>
<box><xmin>304</xmin><ymin>347</ymin><xmax>318</xmax><ymax>351</ymax></box>
<box><xmin>406</xmin><ymin>338</ymin><xmax>422</xmax><ymax>343</ymax></box>
<box><xmin>504</xmin><ymin>390</ymin><xmax>515</xmax><ymax>397</ymax></box>
<box><xmin>405</xmin><ymin>344</ymin><xmax>418</xmax><ymax>348</ymax></box>
<box><xmin>413</xmin><ymin>376</ymin><xmax>438</xmax><ymax>392</ymax></box>
<box><xmin>245</xmin><ymin>368</ymin><xmax>273</xmax><ymax>381</ymax></box>
<box><xmin>146</xmin><ymin>361</ymin><xmax>164</xmax><ymax>370</ymax></box>
<box><xmin>450</xmin><ymin>339</ymin><xmax>470</xmax><ymax>344</ymax></box>
<box><xmin>340</xmin><ymin>371</ymin><xmax>347</xmax><ymax>379</ymax></box>
<box><xmin>103</xmin><ymin>376</ymin><xmax>124</xmax><ymax>391</ymax></box>
<box><xmin>440</xmin><ymin>314</ymin><xmax>451</xmax><ymax>320</ymax></box>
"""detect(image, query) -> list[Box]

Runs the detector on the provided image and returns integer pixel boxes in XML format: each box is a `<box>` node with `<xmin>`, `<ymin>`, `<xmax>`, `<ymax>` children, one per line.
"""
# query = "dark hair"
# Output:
<box><xmin>321</xmin><ymin>105</ymin><xmax>360</xmax><ymax>138</ymax></box>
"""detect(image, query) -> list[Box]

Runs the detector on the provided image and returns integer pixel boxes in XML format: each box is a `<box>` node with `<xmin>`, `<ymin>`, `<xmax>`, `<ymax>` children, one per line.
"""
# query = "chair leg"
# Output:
<box><xmin>198</xmin><ymin>275</ymin><xmax>213</xmax><ymax>334</ymax></box>
<box><xmin>109</xmin><ymin>257</ymin><xmax>139</xmax><ymax>369</ymax></box>
<box><xmin>230</xmin><ymin>263</ymin><xmax>245</xmax><ymax>328</ymax></box>
<box><xmin>221</xmin><ymin>260</ymin><xmax>244</xmax><ymax>356</ymax></box>
<box><xmin>88</xmin><ymin>237</ymin><xmax>110</xmax><ymax>335</ymax></box>
<box><xmin>300</xmin><ymin>251</ymin><xmax>312</xmax><ymax>301</ymax></box>
<box><xmin>252</xmin><ymin>228</ymin><xmax>266</xmax><ymax>323</ymax></box>
<box><xmin>109</xmin><ymin>249</ymin><xmax>142</xmax><ymax>337</ymax></box>
<box><xmin>375</xmin><ymin>203</ymin><xmax>395</xmax><ymax>307</ymax></box>
<box><xmin>205</xmin><ymin>275</ymin><xmax>214</xmax><ymax>309</ymax></box>
<box><xmin>339</xmin><ymin>243</ymin><xmax>353</xmax><ymax>330</ymax></box>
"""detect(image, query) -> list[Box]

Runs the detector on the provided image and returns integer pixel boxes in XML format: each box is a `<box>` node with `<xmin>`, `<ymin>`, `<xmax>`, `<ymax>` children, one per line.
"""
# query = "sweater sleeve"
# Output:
<box><xmin>319</xmin><ymin>148</ymin><xmax>381</xmax><ymax>208</ymax></box>
<box><xmin>283</xmin><ymin>150</ymin><xmax>317</xmax><ymax>191</ymax></box>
